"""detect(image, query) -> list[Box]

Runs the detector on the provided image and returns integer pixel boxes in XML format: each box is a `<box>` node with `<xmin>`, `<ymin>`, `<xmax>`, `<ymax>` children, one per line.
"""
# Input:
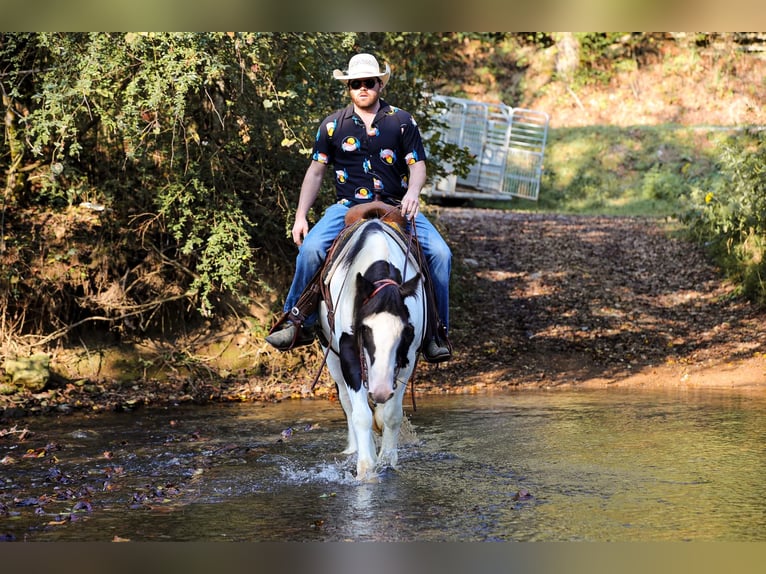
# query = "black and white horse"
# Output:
<box><xmin>319</xmin><ymin>217</ymin><xmax>426</xmax><ymax>481</ymax></box>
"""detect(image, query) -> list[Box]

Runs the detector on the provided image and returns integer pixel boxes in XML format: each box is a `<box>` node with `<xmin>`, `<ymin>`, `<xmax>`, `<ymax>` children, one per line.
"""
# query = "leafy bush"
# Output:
<box><xmin>573</xmin><ymin>33</ymin><xmax>662</xmax><ymax>86</ymax></box>
<box><xmin>681</xmin><ymin>131</ymin><xmax>766</xmax><ymax>304</ymax></box>
<box><xmin>0</xmin><ymin>32</ymin><xmax>474</xmax><ymax>344</ymax></box>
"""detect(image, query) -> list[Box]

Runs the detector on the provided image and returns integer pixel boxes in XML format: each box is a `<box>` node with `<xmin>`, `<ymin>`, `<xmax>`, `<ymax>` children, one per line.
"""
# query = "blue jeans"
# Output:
<box><xmin>283</xmin><ymin>203</ymin><xmax>452</xmax><ymax>332</ymax></box>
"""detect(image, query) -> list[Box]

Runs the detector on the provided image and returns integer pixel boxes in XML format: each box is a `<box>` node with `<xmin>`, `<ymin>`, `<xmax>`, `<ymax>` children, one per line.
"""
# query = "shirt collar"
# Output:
<box><xmin>341</xmin><ymin>99</ymin><xmax>391</xmax><ymax>122</ymax></box>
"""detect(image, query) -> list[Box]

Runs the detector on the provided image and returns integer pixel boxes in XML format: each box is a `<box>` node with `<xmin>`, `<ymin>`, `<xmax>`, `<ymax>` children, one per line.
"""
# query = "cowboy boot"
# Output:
<box><xmin>423</xmin><ymin>335</ymin><xmax>451</xmax><ymax>363</ymax></box>
<box><xmin>265</xmin><ymin>320</ymin><xmax>316</xmax><ymax>351</ymax></box>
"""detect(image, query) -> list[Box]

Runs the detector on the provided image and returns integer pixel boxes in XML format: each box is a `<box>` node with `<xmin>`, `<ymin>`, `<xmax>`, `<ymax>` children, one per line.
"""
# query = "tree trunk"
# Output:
<box><xmin>3</xmin><ymin>92</ymin><xmax>23</xmax><ymax>207</ymax></box>
<box><xmin>554</xmin><ymin>32</ymin><xmax>580</xmax><ymax>82</ymax></box>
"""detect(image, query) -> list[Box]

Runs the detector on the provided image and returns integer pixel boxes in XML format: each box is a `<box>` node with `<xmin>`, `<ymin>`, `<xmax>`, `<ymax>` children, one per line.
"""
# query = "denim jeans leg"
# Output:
<box><xmin>283</xmin><ymin>204</ymin><xmax>349</xmax><ymax>326</ymax></box>
<box><xmin>412</xmin><ymin>213</ymin><xmax>452</xmax><ymax>331</ymax></box>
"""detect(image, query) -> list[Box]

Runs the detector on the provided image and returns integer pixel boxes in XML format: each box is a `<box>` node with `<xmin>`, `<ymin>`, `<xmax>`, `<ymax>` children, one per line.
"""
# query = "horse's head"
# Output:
<box><xmin>353</xmin><ymin>260</ymin><xmax>420</xmax><ymax>404</ymax></box>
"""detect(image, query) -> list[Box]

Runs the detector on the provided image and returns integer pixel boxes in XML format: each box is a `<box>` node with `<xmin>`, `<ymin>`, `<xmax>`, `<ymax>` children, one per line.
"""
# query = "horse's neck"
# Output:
<box><xmin>322</xmin><ymin>220</ymin><xmax>423</xmax><ymax>330</ymax></box>
<box><xmin>342</xmin><ymin>232</ymin><xmax>391</xmax><ymax>291</ymax></box>
<box><xmin>324</xmin><ymin>220</ymin><xmax>408</xmax><ymax>288</ymax></box>
<box><xmin>322</xmin><ymin>227</ymin><xmax>379</xmax><ymax>333</ymax></box>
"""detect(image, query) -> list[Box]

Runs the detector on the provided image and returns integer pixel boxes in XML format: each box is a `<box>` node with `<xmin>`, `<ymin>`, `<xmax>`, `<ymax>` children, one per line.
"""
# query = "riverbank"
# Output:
<box><xmin>2</xmin><ymin>208</ymin><xmax>765</xmax><ymax>419</ymax></box>
<box><xmin>4</xmin><ymin>36</ymin><xmax>766</xmax><ymax>419</ymax></box>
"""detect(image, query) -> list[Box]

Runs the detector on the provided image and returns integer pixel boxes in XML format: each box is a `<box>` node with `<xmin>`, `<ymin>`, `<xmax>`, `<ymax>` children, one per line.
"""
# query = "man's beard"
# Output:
<box><xmin>352</xmin><ymin>91</ymin><xmax>380</xmax><ymax>112</ymax></box>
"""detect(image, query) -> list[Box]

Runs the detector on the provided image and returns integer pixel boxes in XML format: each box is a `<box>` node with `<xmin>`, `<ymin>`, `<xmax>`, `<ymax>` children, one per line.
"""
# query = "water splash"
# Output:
<box><xmin>277</xmin><ymin>457</ymin><xmax>358</xmax><ymax>485</ymax></box>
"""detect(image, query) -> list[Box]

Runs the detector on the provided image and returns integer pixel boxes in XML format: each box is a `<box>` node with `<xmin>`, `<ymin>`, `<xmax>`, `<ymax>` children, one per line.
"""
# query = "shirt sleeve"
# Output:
<box><xmin>397</xmin><ymin>110</ymin><xmax>427</xmax><ymax>166</ymax></box>
<box><xmin>311</xmin><ymin>113</ymin><xmax>338</xmax><ymax>165</ymax></box>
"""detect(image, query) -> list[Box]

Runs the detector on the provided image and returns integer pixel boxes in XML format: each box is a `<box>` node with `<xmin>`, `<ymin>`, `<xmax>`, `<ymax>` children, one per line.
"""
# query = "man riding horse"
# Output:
<box><xmin>266</xmin><ymin>53</ymin><xmax>452</xmax><ymax>363</ymax></box>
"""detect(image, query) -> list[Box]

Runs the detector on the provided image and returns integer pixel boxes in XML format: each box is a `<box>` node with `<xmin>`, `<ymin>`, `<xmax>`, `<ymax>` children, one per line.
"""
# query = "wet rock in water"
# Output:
<box><xmin>513</xmin><ymin>489</ymin><xmax>533</xmax><ymax>501</ymax></box>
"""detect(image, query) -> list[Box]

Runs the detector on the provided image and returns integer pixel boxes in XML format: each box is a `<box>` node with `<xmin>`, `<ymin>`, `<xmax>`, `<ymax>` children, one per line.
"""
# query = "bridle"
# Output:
<box><xmin>361</xmin><ymin>278</ymin><xmax>399</xmax><ymax>306</ymax></box>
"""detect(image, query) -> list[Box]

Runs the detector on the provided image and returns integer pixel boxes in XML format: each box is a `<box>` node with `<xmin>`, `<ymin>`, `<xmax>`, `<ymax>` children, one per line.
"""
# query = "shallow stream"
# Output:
<box><xmin>2</xmin><ymin>388</ymin><xmax>765</xmax><ymax>541</ymax></box>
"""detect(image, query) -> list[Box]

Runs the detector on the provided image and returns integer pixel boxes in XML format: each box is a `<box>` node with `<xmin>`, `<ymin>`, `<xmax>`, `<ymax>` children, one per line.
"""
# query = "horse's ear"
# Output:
<box><xmin>356</xmin><ymin>272</ymin><xmax>375</xmax><ymax>300</ymax></box>
<box><xmin>399</xmin><ymin>273</ymin><xmax>421</xmax><ymax>299</ymax></box>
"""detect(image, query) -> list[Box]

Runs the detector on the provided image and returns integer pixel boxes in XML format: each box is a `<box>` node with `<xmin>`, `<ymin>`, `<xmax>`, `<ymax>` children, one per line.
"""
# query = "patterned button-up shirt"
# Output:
<box><xmin>311</xmin><ymin>99</ymin><xmax>427</xmax><ymax>206</ymax></box>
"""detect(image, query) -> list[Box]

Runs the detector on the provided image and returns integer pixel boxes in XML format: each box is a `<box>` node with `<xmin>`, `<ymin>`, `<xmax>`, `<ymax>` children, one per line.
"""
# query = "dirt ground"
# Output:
<box><xmin>413</xmin><ymin>208</ymin><xmax>766</xmax><ymax>395</ymax></box>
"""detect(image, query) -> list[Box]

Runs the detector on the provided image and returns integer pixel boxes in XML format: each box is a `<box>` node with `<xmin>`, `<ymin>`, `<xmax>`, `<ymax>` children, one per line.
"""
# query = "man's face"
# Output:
<box><xmin>348</xmin><ymin>77</ymin><xmax>381</xmax><ymax>111</ymax></box>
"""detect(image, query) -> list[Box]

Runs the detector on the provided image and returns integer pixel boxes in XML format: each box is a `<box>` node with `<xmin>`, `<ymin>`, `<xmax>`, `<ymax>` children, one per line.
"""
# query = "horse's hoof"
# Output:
<box><xmin>357</xmin><ymin>471</ymin><xmax>381</xmax><ymax>484</ymax></box>
<box><xmin>356</xmin><ymin>460</ymin><xmax>379</xmax><ymax>482</ymax></box>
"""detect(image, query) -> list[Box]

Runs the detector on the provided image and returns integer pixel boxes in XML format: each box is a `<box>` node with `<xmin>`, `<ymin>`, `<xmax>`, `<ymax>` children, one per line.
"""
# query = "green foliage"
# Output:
<box><xmin>681</xmin><ymin>131</ymin><xmax>766</xmax><ymax>304</ymax></box>
<box><xmin>572</xmin><ymin>33</ymin><xmax>662</xmax><ymax>86</ymax></box>
<box><xmin>533</xmin><ymin>125</ymin><xmax>724</xmax><ymax>216</ymax></box>
<box><xmin>641</xmin><ymin>165</ymin><xmax>684</xmax><ymax>202</ymax></box>
<box><xmin>574</xmin><ymin>33</ymin><xmax>627</xmax><ymax>85</ymax></box>
<box><xmin>0</xmin><ymin>32</ymin><xmax>475</xmax><ymax>341</ymax></box>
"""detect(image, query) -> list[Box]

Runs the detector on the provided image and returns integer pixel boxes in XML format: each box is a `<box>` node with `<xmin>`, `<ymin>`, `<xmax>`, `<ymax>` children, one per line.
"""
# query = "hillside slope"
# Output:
<box><xmin>456</xmin><ymin>35</ymin><xmax>765</xmax><ymax>128</ymax></box>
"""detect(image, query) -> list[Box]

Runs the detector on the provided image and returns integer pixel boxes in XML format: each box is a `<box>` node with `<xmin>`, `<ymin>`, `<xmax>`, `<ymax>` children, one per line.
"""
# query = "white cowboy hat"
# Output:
<box><xmin>333</xmin><ymin>53</ymin><xmax>391</xmax><ymax>89</ymax></box>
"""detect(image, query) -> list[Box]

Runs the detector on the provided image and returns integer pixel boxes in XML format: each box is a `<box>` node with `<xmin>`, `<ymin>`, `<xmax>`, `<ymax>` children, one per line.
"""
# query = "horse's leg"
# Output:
<box><xmin>375</xmin><ymin>382</ymin><xmax>407</xmax><ymax>470</ymax></box>
<box><xmin>337</xmin><ymin>383</ymin><xmax>357</xmax><ymax>455</ymax></box>
<box><xmin>348</xmin><ymin>389</ymin><xmax>377</xmax><ymax>481</ymax></box>
<box><xmin>326</xmin><ymin>356</ymin><xmax>357</xmax><ymax>454</ymax></box>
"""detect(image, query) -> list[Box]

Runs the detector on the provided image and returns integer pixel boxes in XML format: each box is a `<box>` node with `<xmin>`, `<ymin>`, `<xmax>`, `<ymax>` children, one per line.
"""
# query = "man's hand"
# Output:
<box><xmin>292</xmin><ymin>216</ymin><xmax>309</xmax><ymax>246</ymax></box>
<box><xmin>402</xmin><ymin>160</ymin><xmax>426</xmax><ymax>221</ymax></box>
<box><xmin>400</xmin><ymin>189</ymin><xmax>420</xmax><ymax>221</ymax></box>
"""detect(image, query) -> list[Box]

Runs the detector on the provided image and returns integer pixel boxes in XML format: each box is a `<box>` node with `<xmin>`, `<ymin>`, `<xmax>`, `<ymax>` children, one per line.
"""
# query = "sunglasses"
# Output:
<box><xmin>348</xmin><ymin>78</ymin><xmax>379</xmax><ymax>90</ymax></box>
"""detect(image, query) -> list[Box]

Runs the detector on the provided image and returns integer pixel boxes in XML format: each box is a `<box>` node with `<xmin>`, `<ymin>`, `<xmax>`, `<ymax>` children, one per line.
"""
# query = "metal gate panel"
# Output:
<box><xmin>475</xmin><ymin>106</ymin><xmax>512</xmax><ymax>192</ymax></box>
<box><xmin>502</xmin><ymin>108</ymin><xmax>549</xmax><ymax>200</ymax></box>
<box><xmin>424</xmin><ymin>95</ymin><xmax>549</xmax><ymax>201</ymax></box>
<box><xmin>457</xmin><ymin>102</ymin><xmax>493</xmax><ymax>188</ymax></box>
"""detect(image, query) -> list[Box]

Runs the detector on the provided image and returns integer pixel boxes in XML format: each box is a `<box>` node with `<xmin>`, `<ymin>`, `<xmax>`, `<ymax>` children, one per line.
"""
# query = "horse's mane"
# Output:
<box><xmin>363</xmin><ymin>259</ymin><xmax>403</xmax><ymax>284</ymax></box>
<box><xmin>343</xmin><ymin>219</ymin><xmax>385</xmax><ymax>268</ymax></box>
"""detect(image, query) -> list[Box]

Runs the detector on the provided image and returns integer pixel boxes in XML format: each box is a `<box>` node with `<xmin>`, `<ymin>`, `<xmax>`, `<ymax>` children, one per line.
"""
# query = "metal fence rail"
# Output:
<box><xmin>423</xmin><ymin>95</ymin><xmax>549</xmax><ymax>201</ymax></box>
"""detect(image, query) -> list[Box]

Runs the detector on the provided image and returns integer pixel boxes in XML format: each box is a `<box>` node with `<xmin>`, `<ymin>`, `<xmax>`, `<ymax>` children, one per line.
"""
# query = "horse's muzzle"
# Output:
<box><xmin>368</xmin><ymin>390</ymin><xmax>395</xmax><ymax>405</ymax></box>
